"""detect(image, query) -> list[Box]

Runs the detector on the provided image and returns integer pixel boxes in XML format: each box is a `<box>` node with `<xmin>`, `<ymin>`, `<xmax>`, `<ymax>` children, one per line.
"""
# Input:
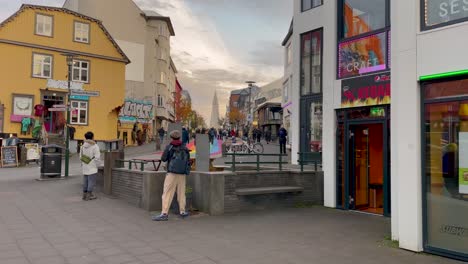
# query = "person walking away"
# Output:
<box><xmin>182</xmin><ymin>127</ymin><xmax>190</xmax><ymax>145</ymax></box>
<box><xmin>80</xmin><ymin>131</ymin><xmax>101</xmax><ymax>201</ymax></box>
<box><xmin>256</xmin><ymin>128</ymin><xmax>262</xmax><ymax>143</ymax></box>
<box><xmin>265</xmin><ymin>129</ymin><xmax>272</xmax><ymax>144</ymax></box>
<box><xmin>153</xmin><ymin>130</ymin><xmax>191</xmax><ymax>221</ymax></box>
<box><xmin>208</xmin><ymin>128</ymin><xmax>215</xmax><ymax>144</ymax></box>
<box><xmin>279</xmin><ymin>126</ymin><xmax>288</xmax><ymax>154</ymax></box>
<box><xmin>230</xmin><ymin>129</ymin><xmax>236</xmax><ymax>138</ymax></box>
<box><xmin>158</xmin><ymin>127</ymin><xmax>165</xmax><ymax>145</ymax></box>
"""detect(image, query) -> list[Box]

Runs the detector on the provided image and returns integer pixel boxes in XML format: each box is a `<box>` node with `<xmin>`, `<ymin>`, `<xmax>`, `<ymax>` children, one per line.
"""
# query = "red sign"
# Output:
<box><xmin>341</xmin><ymin>72</ymin><xmax>391</xmax><ymax>108</ymax></box>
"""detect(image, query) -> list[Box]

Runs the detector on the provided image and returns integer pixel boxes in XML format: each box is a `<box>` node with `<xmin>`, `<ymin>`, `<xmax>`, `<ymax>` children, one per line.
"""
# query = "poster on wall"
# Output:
<box><xmin>119</xmin><ymin>99</ymin><xmax>153</xmax><ymax>124</ymax></box>
<box><xmin>459</xmin><ymin>132</ymin><xmax>468</xmax><ymax>194</ymax></box>
<box><xmin>341</xmin><ymin>72</ymin><xmax>391</xmax><ymax>108</ymax></box>
<box><xmin>338</xmin><ymin>32</ymin><xmax>387</xmax><ymax>79</ymax></box>
<box><xmin>12</xmin><ymin>95</ymin><xmax>33</xmax><ymax>116</ymax></box>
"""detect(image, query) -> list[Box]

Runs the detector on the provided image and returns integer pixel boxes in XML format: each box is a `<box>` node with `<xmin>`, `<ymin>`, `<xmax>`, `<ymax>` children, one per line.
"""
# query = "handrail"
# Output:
<box><xmin>115</xmin><ymin>159</ymin><xmax>147</xmax><ymax>171</ymax></box>
<box><xmin>297</xmin><ymin>152</ymin><xmax>322</xmax><ymax>172</ymax></box>
<box><xmin>225</xmin><ymin>152</ymin><xmax>288</xmax><ymax>172</ymax></box>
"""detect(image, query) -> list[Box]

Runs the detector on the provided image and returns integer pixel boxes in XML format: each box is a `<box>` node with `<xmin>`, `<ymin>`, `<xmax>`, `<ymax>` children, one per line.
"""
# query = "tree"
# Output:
<box><xmin>177</xmin><ymin>98</ymin><xmax>193</xmax><ymax>126</ymax></box>
<box><xmin>229</xmin><ymin>107</ymin><xmax>245</xmax><ymax>129</ymax></box>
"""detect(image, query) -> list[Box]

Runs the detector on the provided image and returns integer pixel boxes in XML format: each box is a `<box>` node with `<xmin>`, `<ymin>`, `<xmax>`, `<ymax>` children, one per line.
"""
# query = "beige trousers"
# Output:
<box><xmin>161</xmin><ymin>173</ymin><xmax>186</xmax><ymax>214</ymax></box>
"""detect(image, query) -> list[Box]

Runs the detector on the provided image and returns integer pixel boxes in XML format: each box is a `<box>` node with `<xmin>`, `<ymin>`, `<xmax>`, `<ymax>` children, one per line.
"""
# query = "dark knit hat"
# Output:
<box><xmin>170</xmin><ymin>130</ymin><xmax>181</xmax><ymax>139</ymax></box>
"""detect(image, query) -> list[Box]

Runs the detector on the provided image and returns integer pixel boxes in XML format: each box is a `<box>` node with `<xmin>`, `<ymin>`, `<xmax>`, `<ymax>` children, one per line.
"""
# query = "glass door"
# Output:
<box><xmin>349</xmin><ymin>125</ymin><xmax>370</xmax><ymax>209</ymax></box>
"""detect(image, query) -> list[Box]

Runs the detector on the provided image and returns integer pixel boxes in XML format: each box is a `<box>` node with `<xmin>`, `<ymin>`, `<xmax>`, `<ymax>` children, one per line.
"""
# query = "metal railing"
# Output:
<box><xmin>116</xmin><ymin>159</ymin><xmax>147</xmax><ymax>171</ymax></box>
<box><xmin>297</xmin><ymin>152</ymin><xmax>322</xmax><ymax>172</ymax></box>
<box><xmin>225</xmin><ymin>153</ymin><xmax>288</xmax><ymax>172</ymax></box>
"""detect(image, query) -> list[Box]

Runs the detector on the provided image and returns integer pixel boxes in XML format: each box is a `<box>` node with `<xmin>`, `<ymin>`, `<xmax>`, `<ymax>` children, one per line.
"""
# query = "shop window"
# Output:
<box><xmin>302</xmin><ymin>0</ymin><xmax>323</xmax><ymax>12</ymax></box>
<box><xmin>35</xmin><ymin>13</ymin><xmax>53</xmax><ymax>37</ymax></box>
<box><xmin>339</xmin><ymin>0</ymin><xmax>388</xmax><ymax>39</ymax></box>
<box><xmin>422</xmin><ymin>79</ymin><xmax>468</xmax><ymax>259</ymax></box>
<box><xmin>71</xmin><ymin>101</ymin><xmax>88</xmax><ymax>125</ymax></box>
<box><xmin>300</xmin><ymin>29</ymin><xmax>322</xmax><ymax>96</ymax></box>
<box><xmin>422</xmin><ymin>0</ymin><xmax>468</xmax><ymax>30</ymax></box>
<box><xmin>32</xmin><ymin>53</ymin><xmax>53</xmax><ymax>78</ymax></box>
<box><xmin>72</xmin><ymin>60</ymin><xmax>89</xmax><ymax>83</ymax></box>
<box><xmin>74</xmin><ymin>22</ymin><xmax>90</xmax><ymax>43</ymax></box>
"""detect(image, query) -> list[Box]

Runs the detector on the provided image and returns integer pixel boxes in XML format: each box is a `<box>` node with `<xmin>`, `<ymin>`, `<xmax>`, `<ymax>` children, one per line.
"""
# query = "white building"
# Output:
<box><xmin>290</xmin><ymin>0</ymin><xmax>468</xmax><ymax>261</ymax></box>
<box><xmin>64</xmin><ymin>0</ymin><xmax>176</xmax><ymax>135</ymax></box>
<box><xmin>282</xmin><ymin>20</ymin><xmax>294</xmax><ymax>148</ymax></box>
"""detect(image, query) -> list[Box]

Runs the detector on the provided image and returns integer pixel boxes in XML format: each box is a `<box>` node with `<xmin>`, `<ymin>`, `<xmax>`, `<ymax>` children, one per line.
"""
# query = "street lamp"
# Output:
<box><xmin>62</xmin><ymin>53</ymin><xmax>77</xmax><ymax>178</ymax></box>
<box><xmin>245</xmin><ymin>81</ymin><xmax>256</xmax><ymax>135</ymax></box>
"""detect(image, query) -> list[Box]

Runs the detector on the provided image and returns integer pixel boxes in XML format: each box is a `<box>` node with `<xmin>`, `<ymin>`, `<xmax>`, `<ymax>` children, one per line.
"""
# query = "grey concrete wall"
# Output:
<box><xmin>195</xmin><ymin>134</ymin><xmax>210</xmax><ymax>172</ymax></box>
<box><xmin>188</xmin><ymin>170</ymin><xmax>324</xmax><ymax>215</ymax></box>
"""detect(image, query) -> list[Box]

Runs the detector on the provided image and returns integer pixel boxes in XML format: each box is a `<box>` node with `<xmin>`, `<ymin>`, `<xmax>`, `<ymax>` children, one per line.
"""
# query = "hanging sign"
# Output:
<box><xmin>47</xmin><ymin>79</ymin><xmax>83</xmax><ymax>90</ymax></box>
<box><xmin>341</xmin><ymin>72</ymin><xmax>391</xmax><ymax>108</ymax></box>
<box><xmin>459</xmin><ymin>132</ymin><xmax>468</xmax><ymax>194</ymax></box>
<box><xmin>1</xmin><ymin>146</ymin><xmax>18</xmax><ymax>167</ymax></box>
<box><xmin>71</xmin><ymin>90</ymin><xmax>100</xmax><ymax>97</ymax></box>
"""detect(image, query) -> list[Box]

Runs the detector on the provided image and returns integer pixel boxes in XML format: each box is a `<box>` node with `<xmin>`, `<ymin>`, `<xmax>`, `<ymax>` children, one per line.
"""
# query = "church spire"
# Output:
<box><xmin>210</xmin><ymin>91</ymin><xmax>220</xmax><ymax>128</ymax></box>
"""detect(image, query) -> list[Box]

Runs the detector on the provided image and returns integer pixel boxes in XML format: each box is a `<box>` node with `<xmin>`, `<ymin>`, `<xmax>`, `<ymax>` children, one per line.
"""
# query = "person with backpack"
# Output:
<box><xmin>80</xmin><ymin>131</ymin><xmax>101</xmax><ymax>201</ymax></box>
<box><xmin>278</xmin><ymin>126</ymin><xmax>288</xmax><ymax>154</ymax></box>
<box><xmin>153</xmin><ymin>130</ymin><xmax>191</xmax><ymax>221</ymax></box>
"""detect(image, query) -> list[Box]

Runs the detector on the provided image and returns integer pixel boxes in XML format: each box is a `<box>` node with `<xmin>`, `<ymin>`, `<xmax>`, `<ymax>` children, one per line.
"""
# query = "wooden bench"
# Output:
<box><xmin>235</xmin><ymin>186</ymin><xmax>304</xmax><ymax>196</ymax></box>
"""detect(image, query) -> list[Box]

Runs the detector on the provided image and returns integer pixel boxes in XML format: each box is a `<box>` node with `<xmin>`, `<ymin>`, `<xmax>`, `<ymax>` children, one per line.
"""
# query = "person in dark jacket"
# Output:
<box><xmin>265</xmin><ymin>129</ymin><xmax>272</xmax><ymax>144</ymax></box>
<box><xmin>158</xmin><ymin>127</ymin><xmax>165</xmax><ymax>145</ymax></box>
<box><xmin>182</xmin><ymin>127</ymin><xmax>190</xmax><ymax>145</ymax></box>
<box><xmin>278</xmin><ymin>126</ymin><xmax>288</xmax><ymax>154</ymax></box>
<box><xmin>153</xmin><ymin>130</ymin><xmax>190</xmax><ymax>221</ymax></box>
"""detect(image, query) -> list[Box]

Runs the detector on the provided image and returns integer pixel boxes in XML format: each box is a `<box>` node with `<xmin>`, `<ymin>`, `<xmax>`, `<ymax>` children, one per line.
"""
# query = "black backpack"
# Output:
<box><xmin>167</xmin><ymin>145</ymin><xmax>190</xmax><ymax>175</ymax></box>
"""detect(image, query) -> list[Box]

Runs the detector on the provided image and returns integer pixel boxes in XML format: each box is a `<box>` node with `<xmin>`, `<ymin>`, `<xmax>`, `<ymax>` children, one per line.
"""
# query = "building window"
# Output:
<box><xmin>160</xmin><ymin>49</ymin><xmax>167</xmax><ymax>61</ymax></box>
<box><xmin>160</xmin><ymin>25</ymin><xmax>166</xmax><ymax>37</ymax></box>
<box><xmin>422</xmin><ymin>78</ymin><xmax>468</xmax><ymax>260</ymax></box>
<box><xmin>302</xmin><ymin>0</ymin><xmax>323</xmax><ymax>12</ymax></box>
<box><xmin>160</xmin><ymin>72</ymin><xmax>166</xmax><ymax>85</ymax></box>
<box><xmin>71</xmin><ymin>100</ymin><xmax>88</xmax><ymax>125</ymax></box>
<box><xmin>422</xmin><ymin>0</ymin><xmax>468</xmax><ymax>30</ymax></box>
<box><xmin>283</xmin><ymin>79</ymin><xmax>289</xmax><ymax>101</ymax></box>
<box><xmin>74</xmin><ymin>22</ymin><xmax>90</xmax><ymax>43</ymax></box>
<box><xmin>157</xmin><ymin>95</ymin><xmax>164</xmax><ymax>107</ymax></box>
<box><xmin>286</xmin><ymin>43</ymin><xmax>292</xmax><ymax>65</ymax></box>
<box><xmin>300</xmin><ymin>29</ymin><xmax>322</xmax><ymax>96</ymax></box>
<box><xmin>72</xmin><ymin>60</ymin><xmax>89</xmax><ymax>83</ymax></box>
<box><xmin>35</xmin><ymin>14</ymin><xmax>53</xmax><ymax>37</ymax></box>
<box><xmin>339</xmin><ymin>0</ymin><xmax>388</xmax><ymax>39</ymax></box>
<box><xmin>32</xmin><ymin>54</ymin><xmax>52</xmax><ymax>78</ymax></box>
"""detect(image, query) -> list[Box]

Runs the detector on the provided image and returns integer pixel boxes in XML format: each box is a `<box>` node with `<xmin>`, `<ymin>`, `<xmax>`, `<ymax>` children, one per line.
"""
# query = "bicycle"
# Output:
<box><xmin>225</xmin><ymin>139</ymin><xmax>264</xmax><ymax>154</ymax></box>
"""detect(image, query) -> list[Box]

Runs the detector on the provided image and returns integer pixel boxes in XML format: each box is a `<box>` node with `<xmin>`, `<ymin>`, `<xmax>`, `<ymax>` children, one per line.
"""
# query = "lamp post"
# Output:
<box><xmin>62</xmin><ymin>53</ymin><xmax>77</xmax><ymax>178</ymax></box>
<box><xmin>245</xmin><ymin>81</ymin><xmax>256</xmax><ymax>136</ymax></box>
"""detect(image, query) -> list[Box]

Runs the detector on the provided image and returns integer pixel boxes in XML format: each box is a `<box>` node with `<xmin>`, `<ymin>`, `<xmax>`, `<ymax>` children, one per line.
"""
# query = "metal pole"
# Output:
<box><xmin>65</xmin><ymin>59</ymin><xmax>71</xmax><ymax>178</ymax></box>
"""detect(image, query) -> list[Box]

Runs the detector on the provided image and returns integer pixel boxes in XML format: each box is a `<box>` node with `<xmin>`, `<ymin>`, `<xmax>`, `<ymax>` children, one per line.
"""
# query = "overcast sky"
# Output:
<box><xmin>0</xmin><ymin>0</ymin><xmax>293</xmax><ymax>122</ymax></box>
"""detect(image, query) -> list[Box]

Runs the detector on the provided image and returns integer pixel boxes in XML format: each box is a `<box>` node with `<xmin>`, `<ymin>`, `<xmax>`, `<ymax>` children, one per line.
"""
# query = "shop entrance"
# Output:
<box><xmin>41</xmin><ymin>91</ymin><xmax>66</xmax><ymax>134</ymax></box>
<box><xmin>349</xmin><ymin>123</ymin><xmax>384</xmax><ymax>214</ymax></box>
<box><xmin>336</xmin><ymin>106</ymin><xmax>390</xmax><ymax>216</ymax></box>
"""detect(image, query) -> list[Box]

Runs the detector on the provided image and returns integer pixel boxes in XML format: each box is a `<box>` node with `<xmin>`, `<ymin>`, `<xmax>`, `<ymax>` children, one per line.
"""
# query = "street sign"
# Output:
<box><xmin>70</xmin><ymin>90</ymin><xmax>100</xmax><ymax>97</ymax></box>
<box><xmin>53</xmin><ymin>104</ymin><xmax>66</xmax><ymax>108</ymax></box>
<box><xmin>48</xmin><ymin>108</ymin><xmax>67</xmax><ymax>112</ymax></box>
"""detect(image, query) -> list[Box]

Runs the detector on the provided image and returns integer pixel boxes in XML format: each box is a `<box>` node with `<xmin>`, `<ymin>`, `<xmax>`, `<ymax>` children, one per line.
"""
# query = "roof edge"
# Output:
<box><xmin>281</xmin><ymin>19</ymin><xmax>293</xmax><ymax>46</ymax></box>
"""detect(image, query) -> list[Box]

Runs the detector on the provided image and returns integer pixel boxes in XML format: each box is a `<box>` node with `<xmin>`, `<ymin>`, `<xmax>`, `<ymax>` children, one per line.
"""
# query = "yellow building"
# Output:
<box><xmin>0</xmin><ymin>4</ymin><xmax>129</xmax><ymax>145</ymax></box>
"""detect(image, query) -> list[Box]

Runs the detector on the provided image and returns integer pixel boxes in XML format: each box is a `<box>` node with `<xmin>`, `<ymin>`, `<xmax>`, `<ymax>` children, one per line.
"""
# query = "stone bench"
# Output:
<box><xmin>235</xmin><ymin>186</ymin><xmax>304</xmax><ymax>196</ymax></box>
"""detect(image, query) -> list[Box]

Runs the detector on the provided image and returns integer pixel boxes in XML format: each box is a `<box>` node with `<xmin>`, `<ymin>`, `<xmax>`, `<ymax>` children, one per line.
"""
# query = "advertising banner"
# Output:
<box><xmin>459</xmin><ymin>132</ymin><xmax>468</xmax><ymax>194</ymax></box>
<box><xmin>341</xmin><ymin>72</ymin><xmax>391</xmax><ymax>108</ymax></box>
<box><xmin>338</xmin><ymin>32</ymin><xmax>387</xmax><ymax>79</ymax></box>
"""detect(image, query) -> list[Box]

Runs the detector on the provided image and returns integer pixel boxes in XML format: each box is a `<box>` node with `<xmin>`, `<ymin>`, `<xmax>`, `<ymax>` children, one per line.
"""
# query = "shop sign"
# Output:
<box><xmin>424</xmin><ymin>0</ymin><xmax>468</xmax><ymax>29</ymax></box>
<box><xmin>338</xmin><ymin>32</ymin><xmax>388</xmax><ymax>79</ymax></box>
<box><xmin>370</xmin><ymin>107</ymin><xmax>386</xmax><ymax>117</ymax></box>
<box><xmin>25</xmin><ymin>143</ymin><xmax>40</xmax><ymax>161</ymax></box>
<box><xmin>459</xmin><ymin>132</ymin><xmax>468</xmax><ymax>194</ymax></box>
<box><xmin>341</xmin><ymin>72</ymin><xmax>391</xmax><ymax>108</ymax></box>
<box><xmin>47</xmin><ymin>79</ymin><xmax>83</xmax><ymax>91</ymax></box>
<box><xmin>70</xmin><ymin>95</ymin><xmax>89</xmax><ymax>101</ymax></box>
<box><xmin>119</xmin><ymin>99</ymin><xmax>153</xmax><ymax>123</ymax></box>
<box><xmin>70</xmin><ymin>90</ymin><xmax>100</xmax><ymax>97</ymax></box>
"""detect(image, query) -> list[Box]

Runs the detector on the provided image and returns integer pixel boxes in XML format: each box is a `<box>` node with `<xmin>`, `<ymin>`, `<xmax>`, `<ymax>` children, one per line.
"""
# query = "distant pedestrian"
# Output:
<box><xmin>153</xmin><ymin>130</ymin><xmax>191</xmax><ymax>221</ymax></box>
<box><xmin>278</xmin><ymin>126</ymin><xmax>288</xmax><ymax>154</ymax></box>
<box><xmin>230</xmin><ymin>129</ymin><xmax>236</xmax><ymax>138</ymax></box>
<box><xmin>182</xmin><ymin>127</ymin><xmax>190</xmax><ymax>145</ymax></box>
<box><xmin>256</xmin><ymin>128</ymin><xmax>262</xmax><ymax>143</ymax></box>
<box><xmin>158</xmin><ymin>127</ymin><xmax>165</xmax><ymax>144</ymax></box>
<box><xmin>265</xmin><ymin>129</ymin><xmax>272</xmax><ymax>144</ymax></box>
<box><xmin>80</xmin><ymin>131</ymin><xmax>101</xmax><ymax>201</ymax></box>
<box><xmin>208</xmin><ymin>127</ymin><xmax>216</xmax><ymax>144</ymax></box>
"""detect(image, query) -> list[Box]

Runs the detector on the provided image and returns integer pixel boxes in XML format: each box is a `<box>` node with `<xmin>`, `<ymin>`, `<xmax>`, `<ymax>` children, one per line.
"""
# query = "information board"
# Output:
<box><xmin>1</xmin><ymin>146</ymin><xmax>18</xmax><ymax>167</ymax></box>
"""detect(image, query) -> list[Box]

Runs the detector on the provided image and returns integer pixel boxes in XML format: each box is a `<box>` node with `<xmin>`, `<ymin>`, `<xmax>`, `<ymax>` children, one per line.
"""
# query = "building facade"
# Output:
<box><xmin>0</xmin><ymin>4</ymin><xmax>127</xmax><ymax>143</ymax></box>
<box><xmin>63</xmin><ymin>0</ymin><xmax>176</xmax><ymax>143</ymax></box>
<box><xmin>291</xmin><ymin>0</ymin><xmax>468</xmax><ymax>260</ymax></box>
<box><xmin>282</xmin><ymin>20</ymin><xmax>294</xmax><ymax>148</ymax></box>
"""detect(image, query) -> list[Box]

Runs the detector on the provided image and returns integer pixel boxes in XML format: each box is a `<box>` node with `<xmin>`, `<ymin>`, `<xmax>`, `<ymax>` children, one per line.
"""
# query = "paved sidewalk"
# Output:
<box><xmin>0</xmin><ymin>171</ymin><xmax>462</xmax><ymax>264</ymax></box>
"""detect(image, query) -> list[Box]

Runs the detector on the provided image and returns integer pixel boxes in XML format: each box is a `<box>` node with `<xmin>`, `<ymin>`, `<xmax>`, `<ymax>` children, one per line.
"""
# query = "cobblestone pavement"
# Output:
<box><xmin>0</xmin><ymin>167</ymin><xmax>462</xmax><ymax>264</ymax></box>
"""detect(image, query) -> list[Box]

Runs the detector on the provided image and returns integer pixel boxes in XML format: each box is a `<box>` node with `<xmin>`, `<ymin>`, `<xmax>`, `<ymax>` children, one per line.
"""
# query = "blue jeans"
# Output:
<box><xmin>83</xmin><ymin>173</ymin><xmax>97</xmax><ymax>193</ymax></box>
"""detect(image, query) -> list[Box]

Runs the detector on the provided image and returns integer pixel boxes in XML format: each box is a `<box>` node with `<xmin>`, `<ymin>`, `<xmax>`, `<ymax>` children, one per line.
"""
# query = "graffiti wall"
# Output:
<box><xmin>119</xmin><ymin>99</ymin><xmax>153</xmax><ymax>123</ymax></box>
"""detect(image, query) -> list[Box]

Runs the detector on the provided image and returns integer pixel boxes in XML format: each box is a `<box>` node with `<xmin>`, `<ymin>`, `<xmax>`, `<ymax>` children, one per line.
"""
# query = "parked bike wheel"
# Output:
<box><xmin>241</xmin><ymin>144</ymin><xmax>248</xmax><ymax>153</ymax></box>
<box><xmin>253</xmin><ymin>143</ymin><xmax>264</xmax><ymax>154</ymax></box>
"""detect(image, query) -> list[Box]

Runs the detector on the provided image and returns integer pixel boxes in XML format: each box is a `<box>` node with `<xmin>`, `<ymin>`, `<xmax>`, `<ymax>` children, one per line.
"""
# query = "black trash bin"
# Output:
<box><xmin>40</xmin><ymin>145</ymin><xmax>63</xmax><ymax>178</ymax></box>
